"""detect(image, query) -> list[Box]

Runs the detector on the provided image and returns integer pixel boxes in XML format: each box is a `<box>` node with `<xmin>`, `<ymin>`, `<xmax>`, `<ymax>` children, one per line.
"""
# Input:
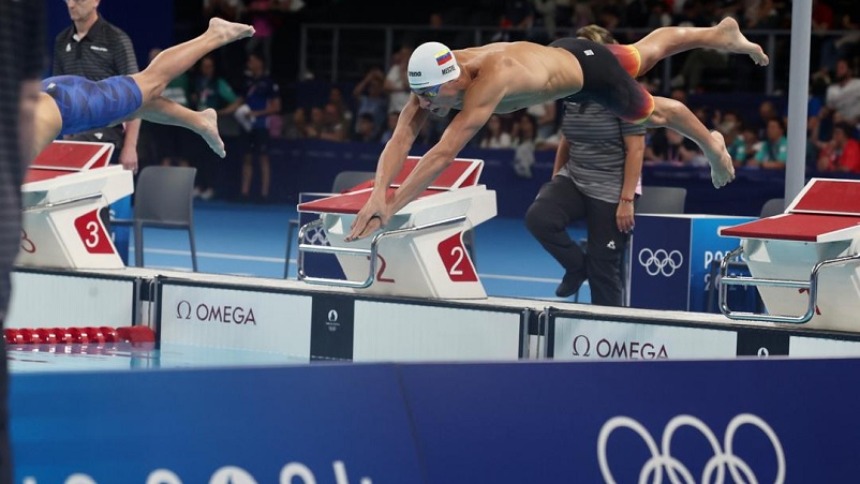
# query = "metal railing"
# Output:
<box><xmin>299</xmin><ymin>23</ymin><xmax>856</xmax><ymax>95</ymax></box>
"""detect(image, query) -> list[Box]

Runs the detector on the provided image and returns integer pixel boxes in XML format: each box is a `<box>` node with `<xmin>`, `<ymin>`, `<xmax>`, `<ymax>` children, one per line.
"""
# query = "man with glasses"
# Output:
<box><xmin>346</xmin><ymin>18</ymin><xmax>769</xmax><ymax>242</ymax></box>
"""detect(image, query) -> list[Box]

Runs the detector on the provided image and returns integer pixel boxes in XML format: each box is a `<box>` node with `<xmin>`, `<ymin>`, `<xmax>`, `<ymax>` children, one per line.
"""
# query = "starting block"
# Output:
<box><xmin>718</xmin><ymin>178</ymin><xmax>860</xmax><ymax>330</ymax></box>
<box><xmin>18</xmin><ymin>141</ymin><xmax>133</xmax><ymax>270</ymax></box>
<box><xmin>296</xmin><ymin>157</ymin><xmax>496</xmax><ymax>299</ymax></box>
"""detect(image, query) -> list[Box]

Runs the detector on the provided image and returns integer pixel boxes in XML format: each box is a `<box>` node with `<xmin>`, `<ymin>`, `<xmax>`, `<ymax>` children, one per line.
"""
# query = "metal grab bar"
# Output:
<box><xmin>297</xmin><ymin>215</ymin><xmax>467</xmax><ymax>289</ymax></box>
<box><xmin>719</xmin><ymin>245</ymin><xmax>860</xmax><ymax>324</ymax></box>
<box><xmin>22</xmin><ymin>192</ymin><xmax>104</xmax><ymax>212</ymax></box>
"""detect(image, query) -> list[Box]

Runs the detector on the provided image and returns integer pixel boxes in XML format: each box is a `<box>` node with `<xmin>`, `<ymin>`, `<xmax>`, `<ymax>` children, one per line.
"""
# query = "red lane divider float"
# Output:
<box><xmin>4</xmin><ymin>326</ymin><xmax>155</xmax><ymax>346</ymax></box>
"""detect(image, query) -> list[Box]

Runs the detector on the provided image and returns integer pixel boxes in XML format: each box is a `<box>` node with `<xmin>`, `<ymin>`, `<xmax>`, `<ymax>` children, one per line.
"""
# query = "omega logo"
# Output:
<box><xmin>176</xmin><ymin>300</ymin><xmax>257</xmax><ymax>325</ymax></box>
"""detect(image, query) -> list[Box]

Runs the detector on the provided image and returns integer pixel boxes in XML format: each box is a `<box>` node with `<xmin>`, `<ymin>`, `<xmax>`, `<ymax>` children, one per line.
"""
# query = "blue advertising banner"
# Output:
<box><xmin>12</xmin><ymin>365</ymin><xmax>422</xmax><ymax>483</ymax></box>
<box><xmin>399</xmin><ymin>358</ymin><xmax>860</xmax><ymax>484</ymax></box>
<box><xmin>630</xmin><ymin>215</ymin><xmax>692</xmax><ymax>310</ymax></box>
<box><xmin>14</xmin><ymin>358</ymin><xmax>860</xmax><ymax>483</ymax></box>
<box><xmin>689</xmin><ymin>216</ymin><xmax>755</xmax><ymax>311</ymax></box>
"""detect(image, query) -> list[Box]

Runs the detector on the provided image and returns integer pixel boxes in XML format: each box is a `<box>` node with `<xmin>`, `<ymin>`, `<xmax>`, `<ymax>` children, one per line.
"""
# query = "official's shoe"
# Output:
<box><xmin>555</xmin><ymin>270</ymin><xmax>587</xmax><ymax>298</ymax></box>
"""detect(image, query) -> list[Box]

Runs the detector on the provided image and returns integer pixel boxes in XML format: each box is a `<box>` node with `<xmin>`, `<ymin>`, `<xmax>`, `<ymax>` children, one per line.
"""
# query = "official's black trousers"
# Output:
<box><xmin>525</xmin><ymin>176</ymin><xmax>628</xmax><ymax>307</ymax></box>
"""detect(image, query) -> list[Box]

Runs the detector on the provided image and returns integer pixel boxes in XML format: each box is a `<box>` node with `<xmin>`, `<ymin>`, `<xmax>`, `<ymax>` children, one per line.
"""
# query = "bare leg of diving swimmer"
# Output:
<box><xmin>134</xmin><ymin>96</ymin><xmax>225</xmax><ymax>157</ymax></box>
<box><xmin>647</xmin><ymin>96</ymin><xmax>734</xmax><ymax>188</ymax></box>
<box><xmin>131</xmin><ymin>18</ymin><xmax>254</xmax><ymax>102</ymax></box>
<box><xmin>633</xmin><ymin>16</ymin><xmax>768</xmax><ymax>75</ymax></box>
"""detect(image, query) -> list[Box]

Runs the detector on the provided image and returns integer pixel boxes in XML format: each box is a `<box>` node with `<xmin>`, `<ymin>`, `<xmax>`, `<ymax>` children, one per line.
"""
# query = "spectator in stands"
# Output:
<box><xmin>353</xmin><ymin>113</ymin><xmax>380</xmax><ymax>143</ymax></box>
<box><xmin>820</xmin><ymin>11</ymin><xmax>860</xmax><ymax>74</ymax></box>
<box><xmin>823</xmin><ymin>58</ymin><xmax>860</xmax><ymax>125</ymax></box>
<box><xmin>319</xmin><ymin>102</ymin><xmax>348</xmax><ymax>142</ymax></box>
<box><xmin>352</xmin><ymin>66</ymin><xmax>389</xmax><ymax>138</ymax></box>
<box><xmin>234</xmin><ymin>51</ymin><xmax>281</xmax><ymax>202</ymax></box>
<box><xmin>750</xmin><ymin>118</ymin><xmax>787</xmax><ymax>169</ymax></box>
<box><xmin>326</xmin><ymin>86</ymin><xmax>353</xmax><ymax>130</ymax></box>
<box><xmin>817</xmin><ymin>122</ymin><xmax>860</xmax><ymax>173</ymax></box>
<box><xmin>384</xmin><ymin>44</ymin><xmax>413</xmax><ymax>115</ymax></box>
<box><xmin>525</xmin><ymin>24</ymin><xmax>645</xmax><ymax>307</ymax></box>
<box><xmin>479</xmin><ymin>114</ymin><xmax>514</xmax><ymax>149</ymax></box>
<box><xmin>755</xmin><ymin>99</ymin><xmax>781</xmax><ymax>139</ymax></box>
<box><xmin>283</xmin><ymin>107</ymin><xmax>308</xmax><ymax>140</ymax></box>
<box><xmin>740</xmin><ymin>126</ymin><xmax>761</xmax><ymax>164</ymax></box>
<box><xmin>305</xmin><ymin>106</ymin><xmax>325</xmax><ymax>139</ymax></box>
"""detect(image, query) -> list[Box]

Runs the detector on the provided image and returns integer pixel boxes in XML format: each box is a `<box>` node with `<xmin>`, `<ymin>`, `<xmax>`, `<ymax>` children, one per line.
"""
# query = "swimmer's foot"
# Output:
<box><xmin>196</xmin><ymin>108</ymin><xmax>226</xmax><ymax>158</ymax></box>
<box><xmin>716</xmin><ymin>16</ymin><xmax>769</xmax><ymax>66</ymax></box>
<box><xmin>707</xmin><ymin>130</ymin><xmax>735</xmax><ymax>189</ymax></box>
<box><xmin>208</xmin><ymin>17</ymin><xmax>255</xmax><ymax>46</ymax></box>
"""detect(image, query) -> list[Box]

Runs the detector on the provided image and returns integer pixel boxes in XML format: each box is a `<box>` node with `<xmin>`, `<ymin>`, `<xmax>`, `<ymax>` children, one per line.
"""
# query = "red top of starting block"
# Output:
<box><xmin>299</xmin><ymin>188</ymin><xmax>443</xmax><ymax>214</ymax></box>
<box><xmin>791</xmin><ymin>179</ymin><xmax>860</xmax><ymax>216</ymax></box>
<box><xmin>720</xmin><ymin>213</ymin><xmax>860</xmax><ymax>242</ymax></box>
<box><xmin>299</xmin><ymin>157</ymin><xmax>484</xmax><ymax>214</ymax></box>
<box><xmin>24</xmin><ymin>141</ymin><xmax>115</xmax><ymax>185</ymax></box>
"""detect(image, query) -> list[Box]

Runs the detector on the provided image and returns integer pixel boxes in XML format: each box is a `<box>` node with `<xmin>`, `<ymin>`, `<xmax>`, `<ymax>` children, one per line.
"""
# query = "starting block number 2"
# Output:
<box><xmin>438</xmin><ymin>233</ymin><xmax>477</xmax><ymax>282</ymax></box>
<box><xmin>73</xmin><ymin>210</ymin><xmax>114</xmax><ymax>254</ymax></box>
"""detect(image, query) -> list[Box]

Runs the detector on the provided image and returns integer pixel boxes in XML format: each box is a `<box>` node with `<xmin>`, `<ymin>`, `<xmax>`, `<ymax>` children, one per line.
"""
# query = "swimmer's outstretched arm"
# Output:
<box><xmin>347</xmin><ymin>91</ymin><xmax>498</xmax><ymax>241</ymax></box>
<box><xmin>346</xmin><ymin>95</ymin><xmax>427</xmax><ymax>241</ymax></box>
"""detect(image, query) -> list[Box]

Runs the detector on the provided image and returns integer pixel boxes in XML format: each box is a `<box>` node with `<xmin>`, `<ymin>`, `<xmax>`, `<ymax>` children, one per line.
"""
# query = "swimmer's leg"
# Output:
<box><xmin>646</xmin><ymin>96</ymin><xmax>734</xmax><ymax>189</ymax></box>
<box><xmin>632</xmin><ymin>16</ymin><xmax>768</xmax><ymax>76</ymax></box>
<box><xmin>131</xmin><ymin>18</ymin><xmax>254</xmax><ymax>102</ymax></box>
<box><xmin>133</xmin><ymin>97</ymin><xmax>225</xmax><ymax>157</ymax></box>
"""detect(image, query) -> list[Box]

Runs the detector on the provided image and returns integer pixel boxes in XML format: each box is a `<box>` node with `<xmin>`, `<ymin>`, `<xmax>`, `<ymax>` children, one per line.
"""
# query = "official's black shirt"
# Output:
<box><xmin>52</xmin><ymin>16</ymin><xmax>138</xmax><ymax>145</ymax></box>
<box><xmin>53</xmin><ymin>16</ymin><xmax>138</xmax><ymax>81</ymax></box>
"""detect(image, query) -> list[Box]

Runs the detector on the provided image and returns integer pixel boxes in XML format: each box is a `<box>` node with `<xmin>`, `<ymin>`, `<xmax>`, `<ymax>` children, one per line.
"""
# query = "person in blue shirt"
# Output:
<box><xmin>232</xmin><ymin>51</ymin><xmax>281</xmax><ymax>202</ymax></box>
<box><xmin>28</xmin><ymin>18</ymin><xmax>254</xmax><ymax>162</ymax></box>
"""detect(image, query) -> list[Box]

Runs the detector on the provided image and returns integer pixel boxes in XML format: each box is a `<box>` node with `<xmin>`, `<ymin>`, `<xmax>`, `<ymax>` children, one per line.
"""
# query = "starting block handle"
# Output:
<box><xmin>718</xmin><ymin>246</ymin><xmax>860</xmax><ymax>324</ymax></box>
<box><xmin>22</xmin><ymin>192</ymin><xmax>103</xmax><ymax>212</ymax></box>
<box><xmin>297</xmin><ymin>215</ymin><xmax>468</xmax><ymax>289</ymax></box>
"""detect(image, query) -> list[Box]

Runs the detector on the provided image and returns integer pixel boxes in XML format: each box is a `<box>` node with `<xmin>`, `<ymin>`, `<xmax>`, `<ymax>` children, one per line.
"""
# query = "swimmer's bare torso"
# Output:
<box><xmin>445</xmin><ymin>42</ymin><xmax>585</xmax><ymax>114</ymax></box>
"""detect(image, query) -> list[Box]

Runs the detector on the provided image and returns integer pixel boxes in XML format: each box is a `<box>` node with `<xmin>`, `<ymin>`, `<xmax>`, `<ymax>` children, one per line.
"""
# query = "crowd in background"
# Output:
<box><xmin>155</xmin><ymin>0</ymin><xmax>860</xmax><ymax>201</ymax></box>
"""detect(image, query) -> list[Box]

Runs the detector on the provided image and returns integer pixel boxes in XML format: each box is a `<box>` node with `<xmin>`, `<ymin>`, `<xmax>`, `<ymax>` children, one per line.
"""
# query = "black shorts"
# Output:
<box><xmin>550</xmin><ymin>38</ymin><xmax>655</xmax><ymax>124</ymax></box>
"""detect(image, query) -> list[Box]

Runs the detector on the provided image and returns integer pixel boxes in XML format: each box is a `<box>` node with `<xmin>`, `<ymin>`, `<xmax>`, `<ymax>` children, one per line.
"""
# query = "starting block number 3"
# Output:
<box><xmin>73</xmin><ymin>210</ymin><xmax>114</xmax><ymax>254</ymax></box>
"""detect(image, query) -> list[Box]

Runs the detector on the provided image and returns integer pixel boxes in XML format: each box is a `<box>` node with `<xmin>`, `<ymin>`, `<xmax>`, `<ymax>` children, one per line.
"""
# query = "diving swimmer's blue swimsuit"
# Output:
<box><xmin>41</xmin><ymin>75</ymin><xmax>143</xmax><ymax>136</ymax></box>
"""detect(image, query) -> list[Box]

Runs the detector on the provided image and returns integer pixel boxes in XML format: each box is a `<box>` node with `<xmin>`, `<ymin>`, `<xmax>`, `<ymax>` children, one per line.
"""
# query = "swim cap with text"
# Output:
<box><xmin>407</xmin><ymin>41</ymin><xmax>460</xmax><ymax>89</ymax></box>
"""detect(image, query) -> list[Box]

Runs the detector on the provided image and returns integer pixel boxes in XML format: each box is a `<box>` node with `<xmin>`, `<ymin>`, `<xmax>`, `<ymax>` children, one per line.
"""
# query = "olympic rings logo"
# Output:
<box><xmin>598</xmin><ymin>413</ymin><xmax>785</xmax><ymax>484</ymax></box>
<box><xmin>304</xmin><ymin>226</ymin><xmax>329</xmax><ymax>246</ymax></box>
<box><xmin>638</xmin><ymin>248</ymin><xmax>684</xmax><ymax>277</ymax></box>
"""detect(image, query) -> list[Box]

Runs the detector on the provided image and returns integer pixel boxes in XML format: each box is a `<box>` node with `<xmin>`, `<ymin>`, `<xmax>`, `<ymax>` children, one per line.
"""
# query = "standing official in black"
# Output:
<box><xmin>52</xmin><ymin>0</ymin><xmax>140</xmax><ymax>172</ymax></box>
<box><xmin>0</xmin><ymin>0</ymin><xmax>46</xmax><ymax>481</ymax></box>
<box><xmin>525</xmin><ymin>25</ymin><xmax>646</xmax><ymax>307</ymax></box>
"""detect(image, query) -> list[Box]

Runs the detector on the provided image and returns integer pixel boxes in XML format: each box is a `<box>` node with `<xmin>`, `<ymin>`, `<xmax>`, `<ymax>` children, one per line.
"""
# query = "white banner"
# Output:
<box><xmin>789</xmin><ymin>336</ymin><xmax>860</xmax><ymax>357</ymax></box>
<box><xmin>553</xmin><ymin>317</ymin><xmax>737</xmax><ymax>360</ymax></box>
<box><xmin>160</xmin><ymin>284</ymin><xmax>312</xmax><ymax>359</ymax></box>
<box><xmin>353</xmin><ymin>301</ymin><xmax>522</xmax><ymax>361</ymax></box>
<box><xmin>6</xmin><ymin>271</ymin><xmax>134</xmax><ymax>328</ymax></box>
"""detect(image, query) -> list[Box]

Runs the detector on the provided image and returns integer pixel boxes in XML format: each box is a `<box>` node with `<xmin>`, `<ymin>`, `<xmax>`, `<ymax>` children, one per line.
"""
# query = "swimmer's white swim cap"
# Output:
<box><xmin>407</xmin><ymin>41</ymin><xmax>460</xmax><ymax>89</ymax></box>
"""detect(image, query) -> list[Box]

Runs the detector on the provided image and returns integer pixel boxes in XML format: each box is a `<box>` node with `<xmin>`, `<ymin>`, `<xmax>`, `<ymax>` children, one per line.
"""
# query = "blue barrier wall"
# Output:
<box><xmin>12</xmin><ymin>358</ymin><xmax>860</xmax><ymax>483</ymax></box>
